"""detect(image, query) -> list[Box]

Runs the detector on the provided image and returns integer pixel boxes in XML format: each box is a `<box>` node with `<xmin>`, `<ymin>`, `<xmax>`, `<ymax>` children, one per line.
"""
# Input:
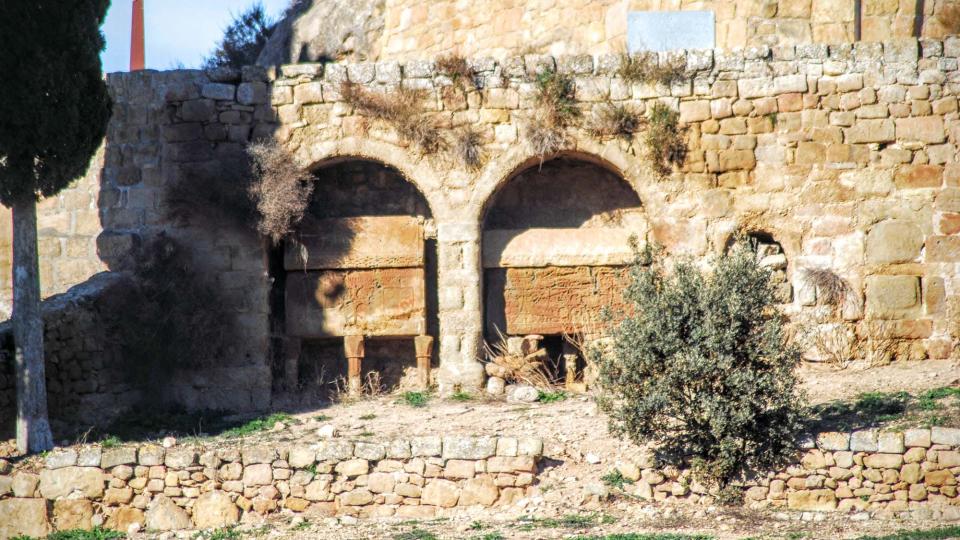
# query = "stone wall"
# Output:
<box><xmin>0</xmin><ymin>435</ymin><xmax>544</xmax><ymax>537</ymax></box>
<box><xmin>611</xmin><ymin>426</ymin><xmax>960</xmax><ymax>520</ymax></box>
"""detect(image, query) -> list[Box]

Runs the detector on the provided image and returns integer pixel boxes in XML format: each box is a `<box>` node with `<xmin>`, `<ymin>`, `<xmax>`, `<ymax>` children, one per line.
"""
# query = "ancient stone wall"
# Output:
<box><xmin>4</xmin><ymin>427</ymin><xmax>960</xmax><ymax>536</ymax></box>
<box><xmin>0</xmin><ymin>435</ymin><xmax>544</xmax><ymax>537</ymax></box>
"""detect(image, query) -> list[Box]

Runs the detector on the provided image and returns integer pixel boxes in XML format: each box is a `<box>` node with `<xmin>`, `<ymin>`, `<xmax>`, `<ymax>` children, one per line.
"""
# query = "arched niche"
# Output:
<box><xmin>274</xmin><ymin>158</ymin><xmax>439</xmax><ymax>402</ymax></box>
<box><xmin>480</xmin><ymin>156</ymin><xmax>646</xmax><ymax>386</ymax></box>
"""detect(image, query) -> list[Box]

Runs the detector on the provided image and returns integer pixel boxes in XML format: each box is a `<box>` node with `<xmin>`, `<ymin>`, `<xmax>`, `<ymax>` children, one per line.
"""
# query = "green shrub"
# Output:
<box><xmin>537</xmin><ymin>389</ymin><xmax>567</xmax><ymax>403</ymax></box>
<box><xmin>222</xmin><ymin>412</ymin><xmax>292</xmax><ymax>438</ymax></box>
<box><xmin>644</xmin><ymin>102</ymin><xmax>687</xmax><ymax>177</ymax></box>
<box><xmin>403</xmin><ymin>391</ymin><xmax>430</xmax><ymax>407</ymax></box>
<box><xmin>598</xmin><ymin>241</ymin><xmax>804</xmax><ymax>488</ymax></box>
<box><xmin>46</xmin><ymin>528</ymin><xmax>125</xmax><ymax>540</ymax></box>
<box><xmin>600</xmin><ymin>469</ymin><xmax>633</xmax><ymax>489</ymax></box>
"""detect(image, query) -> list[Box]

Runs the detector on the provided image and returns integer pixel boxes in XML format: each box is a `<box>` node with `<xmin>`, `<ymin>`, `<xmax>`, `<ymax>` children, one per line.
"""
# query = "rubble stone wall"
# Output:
<box><xmin>0</xmin><ymin>436</ymin><xmax>544</xmax><ymax>537</ymax></box>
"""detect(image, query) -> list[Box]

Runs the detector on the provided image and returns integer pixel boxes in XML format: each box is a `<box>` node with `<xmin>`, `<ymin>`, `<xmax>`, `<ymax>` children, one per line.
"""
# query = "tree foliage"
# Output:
<box><xmin>0</xmin><ymin>0</ymin><xmax>112</xmax><ymax>205</ymax></box>
<box><xmin>598</xmin><ymin>240</ymin><xmax>805</xmax><ymax>488</ymax></box>
<box><xmin>204</xmin><ymin>2</ymin><xmax>275</xmax><ymax>70</ymax></box>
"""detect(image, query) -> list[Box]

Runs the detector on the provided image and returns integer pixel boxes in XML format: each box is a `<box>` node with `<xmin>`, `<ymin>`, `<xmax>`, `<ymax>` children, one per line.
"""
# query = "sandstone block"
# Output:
<box><xmin>386</xmin><ymin>440</ymin><xmax>412</xmax><ymax>459</ymax></box>
<box><xmin>164</xmin><ymin>449</ymin><xmax>197</xmax><ymax>469</ymax></box>
<box><xmin>865</xmin><ymin>220</ymin><xmax>923</xmax><ymax>264</ymax></box>
<box><xmin>138</xmin><ymin>445</ymin><xmax>165</xmax><ymax>466</ymax></box>
<box><xmin>317</xmin><ymin>440</ymin><xmax>354</xmax><ymax>461</ymax></box>
<box><xmin>901</xmin><ymin>463</ymin><xmax>921</xmax><ymax>484</ymax></box>
<box><xmin>367</xmin><ymin>472</ymin><xmax>396</xmax><ymax>493</ymax></box>
<box><xmin>339</xmin><ymin>488</ymin><xmax>373</xmax><ymax>506</ymax></box>
<box><xmin>863</xmin><ymin>453</ymin><xmax>903</xmax><ymax>469</ymax></box>
<box><xmin>241</xmin><ymin>446</ymin><xmax>277</xmax><ymax>465</ymax></box>
<box><xmin>895</xmin><ymin>165</ymin><xmax>943</xmax><ymax>189</ymax></box>
<box><xmin>77</xmin><ymin>448</ymin><xmax>102</xmax><ymax>467</ymax></box>
<box><xmin>105</xmin><ymin>506</ymin><xmax>144</xmax><ymax>532</ymax></box>
<box><xmin>927</xmin><ymin>236</ymin><xmax>960</xmax><ymax>262</ymax></box>
<box><xmin>0</xmin><ymin>498</ymin><xmax>51</xmax><ymax>538</ymax></box>
<box><xmin>846</xmin><ymin>119</ymin><xmax>894</xmax><ymax>143</ymax></box>
<box><xmin>354</xmin><ymin>442</ymin><xmax>386</xmax><ymax>461</ymax></box>
<box><xmin>12</xmin><ymin>472</ymin><xmax>40</xmax><ymax>498</ymax></box>
<box><xmin>145</xmin><ymin>495</ymin><xmax>191</xmax><ymax>531</ymax></box>
<box><xmin>817</xmin><ymin>432</ymin><xmax>850</xmax><ymax>451</ymax></box>
<box><xmin>925</xmin><ymin>470</ymin><xmax>957</xmax><ymax>487</ymax></box>
<box><xmin>53</xmin><ymin>499</ymin><xmax>93</xmax><ymax>531</ymax></box>
<box><xmin>896</xmin><ymin>116</ymin><xmax>946</xmax><ymax>143</ymax></box>
<box><xmin>518</xmin><ymin>438</ymin><xmax>543</xmax><ymax>457</ymax></box>
<box><xmin>101</xmin><ymin>448</ymin><xmax>137</xmax><ymax>469</ymax></box>
<box><xmin>459</xmin><ymin>476</ymin><xmax>499</xmax><ymax>507</ymax></box>
<box><xmin>192</xmin><ymin>490</ymin><xmax>239</xmax><ymax>528</ymax></box>
<box><xmin>335</xmin><ymin>459</ymin><xmax>369</xmax><ymax>477</ymax></box>
<box><xmin>679</xmin><ymin>101</ymin><xmax>711</xmax><ymax>122</ymax></box>
<box><xmin>865</xmin><ymin>275</ymin><xmax>920</xmax><ymax>319</ymax></box>
<box><xmin>45</xmin><ymin>450</ymin><xmax>77</xmax><ymax>469</ymax></box>
<box><xmin>288</xmin><ymin>446</ymin><xmax>317</xmax><ymax>468</ymax></box>
<box><xmin>442</xmin><ymin>436</ymin><xmax>497</xmax><ymax>460</ymax></box>
<box><xmin>487</xmin><ymin>456</ymin><xmax>537</xmax><ymax>473</ymax></box>
<box><xmin>395</xmin><ymin>483</ymin><xmax>421</xmax><ymax>497</ymax></box>
<box><xmin>787</xmin><ymin>489</ymin><xmax>837</xmax><ymax>511</ymax></box>
<box><xmin>104</xmin><ymin>487</ymin><xmax>134</xmax><ymax>505</ymax></box>
<box><xmin>932</xmin><ymin>427</ymin><xmax>960</xmax><ymax>445</ymax></box>
<box><xmin>444</xmin><ymin>460</ymin><xmax>476</xmax><ymax>479</ymax></box>
<box><xmin>878</xmin><ymin>432</ymin><xmax>905</xmax><ymax>454</ymax></box>
<box><xmin>422</xmin><ymin>479</ymin><xmax>460</xmax><ymax>507</ymax></box>
<box><xmin>242</xmin><ymin>463</ymin><xmax>273</xmax><ymax>486</ymax></box>
<box><xmin>39</xmin><ymin>467</ymin><xmax>104</xmax><ymax>500</ymax></box>
<box><xmin>411</xmin><ymin>437</ymin><xmax>443</xmax><ymax>457</ymax></box>
<box><xmin>304</xmin><ymin>479</ymin><xmax>331</xmax><ymax>501</ymax></box>
<box><xmin>939</xmin><ymin>450</ymin><xmax>960</xmax><ymax>467</ymax></box>
<box><xmin>904</xmin><ymin>429</ymin><xmax>932</xmax><ymax>448</ymax></box>
<box><xmin>904</xmin><ymin>447</ymin><xmax>927</xmax><ymax>463</ymax></box>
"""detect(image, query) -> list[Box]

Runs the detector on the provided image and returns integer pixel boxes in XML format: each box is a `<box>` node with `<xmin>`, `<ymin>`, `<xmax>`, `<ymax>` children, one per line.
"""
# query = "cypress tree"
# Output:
<box><xmin>0</xmin><ymin>0</ymin><xmax>112</xmax><ymax>453</ymax></box>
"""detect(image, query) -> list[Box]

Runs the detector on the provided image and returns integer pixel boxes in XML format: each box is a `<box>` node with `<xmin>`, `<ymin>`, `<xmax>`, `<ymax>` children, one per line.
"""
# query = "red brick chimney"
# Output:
<box><xmin>130</xmin><ymin>0</ymin><xmax>145</xmax><ymax>71</ymax></box>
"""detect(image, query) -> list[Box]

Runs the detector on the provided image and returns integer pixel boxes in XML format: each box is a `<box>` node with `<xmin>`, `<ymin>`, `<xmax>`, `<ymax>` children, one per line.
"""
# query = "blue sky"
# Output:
<box><xmin>101</xmin><ymin>0</ymin><xmax>291</xmax><ymax>73</ymax></box>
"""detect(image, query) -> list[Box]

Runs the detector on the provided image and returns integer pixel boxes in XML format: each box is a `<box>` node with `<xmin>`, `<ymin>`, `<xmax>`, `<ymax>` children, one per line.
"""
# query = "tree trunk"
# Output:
<box><xmin>12</xmin><ymin>196</ymin><xmax>53</xmax><ymax>454</ymax></box>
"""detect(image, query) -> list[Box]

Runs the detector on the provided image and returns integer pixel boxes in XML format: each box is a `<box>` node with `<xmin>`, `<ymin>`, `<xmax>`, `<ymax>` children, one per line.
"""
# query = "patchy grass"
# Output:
<box><xmin>451</xmin><ymin>390</ymin><xmax>474</xmax><ymax>402</ymax></box>
<box><xmin>394</xmin><ymin>529</ymin><xmax>438</xmax><ymax>540</ymax></box>
<box><xmin>99</xmin><ymin>435</ymin><xmax>121</xmax><ymax>449</ymax></box>
<box><xmin>341</xmin><ymin>82</ymin><xmax>446</xmax><ymax>154</ymax></box>
<box><xmin>571</xmin><ymin>535</ymin><xmax>712</xmax><ymax>540</ymax></box>
<box><xmin>44</xmin><ymin>529</ymin><xmax>126</xmax><ymax>540</ymax></box>
<box><xmin>193</xmin><ymin>527</ymin><xmax>243</xmax><ymax>540</ymax></box>
<box><xmin>525</xmin><ymin>69</ymin><xmax>580</xmax><ymax>160</ymax></box>
<box><xmin>855</xmin><ymin>525</ymin><xmax>960</xmax><ymax>540</ymax></box>
<box><xmin>538</xmin><ymin>389</ymin><xmax>568</xmax><ymax>403</ymax></box>
<box><xmin>618</xmin><ymin>52</ymin><xmax>687</xmax><ymax>86</ymax></box>
<box><xmin>436</xmin><ymin>54</ymin><xmax>476</xmax><ymax>87</ymax></box>
<box><xmin>644</xmin><ymin>102</ymin><xmax>687</xmax><ymax>177</ymax></box>
<box><xmin>809</xmin><ymin>387</ymin><xmax>960</xmax><ymax>432</ymax></box>
<box><xmin>516</xmin><ymin>513</ymin><xmax>615</xmax><ymax>531</ymax></box>
<box><xmin>589</xmin><ymin>101</ymin><xmax>642</xmax><ymax>141</ymax></box>
<box><xmin>222</xmin><ymin>413</ymin><xmax>293</xmax><ymax>438</ymax></box>
<box><xmin>402</xmin><ymin>391</ymin><xmax>431</xmax><ymax>407</ymax></box>
<box><xmin>359</xmin><ymin>413</ymin><xmax>377</xmax><ymax>420</ymax></box>
<box><xmin>601</xmin><ymin>469</ymin><xmax>634</xmax><ymax>490</ymax></box>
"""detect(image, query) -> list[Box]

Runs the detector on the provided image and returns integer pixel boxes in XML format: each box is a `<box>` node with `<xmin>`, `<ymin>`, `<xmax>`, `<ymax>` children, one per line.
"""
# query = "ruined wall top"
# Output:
<box><xmin>258</xmin><ymin>0</ymin><xmax>958</xmax><ymax>65</ymax></box>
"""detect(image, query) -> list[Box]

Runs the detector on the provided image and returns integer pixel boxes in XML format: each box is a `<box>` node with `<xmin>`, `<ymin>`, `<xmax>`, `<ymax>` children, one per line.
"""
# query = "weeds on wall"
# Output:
<box><xmin>340</xmin><ymin>82</ymin><xmax>446</xmax><ymax>155</ymax></box>
<box><xmin>436</xmin><ymin>54</ymin><xmax>476</xmax><ymax>88</ymax></box>
<box><xmin>247</xmin><ymin>141</ymin><xmax>315</xmax><ymax>245</ymax></box>
<box><xmin>618</xmin><ymin>52</ymin><xmax>687</xmax><ymax>86</ymax></box>
<box><xmin>453</xmin><ymin>126</ymin><xmax>485</xmax><ymax>170</ymax></box>
<box><xmin>597</xmin><ymin>241</ymin><xmax>804</xmax><ymax>489</ymax></box>
<box><xmin>524</xmin><ymin>69</ymin><xmax>580</xmax><ymax>161</ymax></box>
<box><xmin>588</xmin><ymin>101</ymin><xmax>642</xmax><ymax>141</ymax></box>
<box><xmin>165</xmin><ymin>156</ymin><xmax>257</xmax><ymax>228</ymax></box>
<box><xmin>644</xmin><ymin>102</ymin><xmax>687</xmax><ymax>177</ymax></box>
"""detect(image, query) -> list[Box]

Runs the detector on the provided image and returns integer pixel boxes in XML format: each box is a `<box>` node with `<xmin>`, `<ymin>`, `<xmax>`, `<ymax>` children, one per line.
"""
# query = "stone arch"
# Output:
<box><xmin>275</xmin><ymin>144</ymin><xmax>442</xmax><ymax>403</ymax></box>
<box><xmin>479</xmin><ymin>149</ymin><xmax>648</xmax><ymax>389</ymax></box>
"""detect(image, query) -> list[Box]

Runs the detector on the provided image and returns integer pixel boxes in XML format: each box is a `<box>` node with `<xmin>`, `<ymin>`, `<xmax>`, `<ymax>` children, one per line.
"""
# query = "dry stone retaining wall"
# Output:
<box><xmin>0</xmin><ymin>436</ymin><xmax>544</xmax><ymax>538</ymax></box>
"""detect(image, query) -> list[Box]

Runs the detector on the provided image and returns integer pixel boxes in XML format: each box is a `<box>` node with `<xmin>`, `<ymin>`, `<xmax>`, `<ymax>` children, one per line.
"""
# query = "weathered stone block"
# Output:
<box><xmin>53</xmin><ymin>499</ymin><xmax>93</xmax><ymax>531</ymax></box>
<box><xmin>927</xmin><ymin>236</ymin><xmax>960</xmax><ymax>262</ymax></box>
<box><xmin>787</xmin><ymin>489</ymin><xmax>837</xmax><ymax>511</ymax></box>
<box><xmin>39</xmin><ymin>467</ymin><xmax>104</xmax><ymax>499</ymax></box>
<box><xmin>865</xmin><ymin>220</ymin><xmax>923</xmax><ymax>264</ymax></box>
<box><xmin>354</xmin><ymin>442</ymin><xmax>386</xmax><ymax>461</ymax></box>
<box><xmin>421</xmin><ymin>479</ymin><xmax>460</xmax><ymax>507</ymax></box>
<box><xmin>850</xmin><ymin>430</ymin><xmax>879</xmax><ymax>452</ymax></box>
<box><xmin>904</xmin><ymin>428</ymin><xmax>932</xmax><ymax>448</ymax></box>
<box><xmin>192</xmin><ymin>490</ymin><xmax>239</xmax><ymax>528</ymax></box>
<box><xmin>865</xmin><ymin>275</ymin><xmax>920</xmax><ymax>319</ymax></box>
<box><xmin>896</xmin><ymin>116</ymin><xmax>946</xmax><ymax>143</ymax></box>
<box><xmin>817</xmin><ymin>432</ymin><xmax>850</xmax><ymax>451</ymax></box>
<box><xmin>334</xmin><ymin>459</ymin><xmax>369</xmax><ymax>477</ymax></box>
<box><xmin>863</xmin><ymin>453</ymin><xmax>903</xmax><ymax>469</ymax></box>
<box><xmin>442</xmin><ymin>437</ymin><xmax>497</xmax><ymax>460</ymax></box>
<box><xmin>846</xmin><ymin>119</ymin><xmax>894</xmax><ymax>143</ymax></box>
<box><xmin>0</xmin><ymin>498</ymin><xmax>51</xmax><ymax>538</ymax></box>
<box><xmin>145</xmin><ymin>495</ymin><xmax>191</xmax><ymax>531</ymax></box>
<box><xmin>317</xmin><ymin>440</ymin><xmax>354</xmax><ymax>461</ymax></box>
<box><xmin>411</xmin><ymin>436</ymin><xmax>442</xmax><ymax>457</ymax></box>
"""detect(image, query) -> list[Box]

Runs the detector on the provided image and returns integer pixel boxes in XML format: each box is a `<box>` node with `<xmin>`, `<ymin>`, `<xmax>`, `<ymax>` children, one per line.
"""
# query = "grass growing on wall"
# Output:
<box><xmin>341</xmin><ymin>82</ymin><xmax>446</xmax><ymax>155</ymax></box>
<box><xmin>618</xmin><ymin>52</ymin><xmax>687</xmax><ymax>86</ymax></box>
<box><xmin>644</xmin><ymin>102</ymin><xmax>687</xmax><ymax>177</ymax></box>
<box><xmin>524</xmin><ymin>69</ymin><xmax>580</xmax><ymax>160</ymax></box>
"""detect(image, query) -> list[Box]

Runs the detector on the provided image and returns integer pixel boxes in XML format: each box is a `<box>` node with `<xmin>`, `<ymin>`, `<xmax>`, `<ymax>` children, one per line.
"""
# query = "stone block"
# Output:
<box><xmin>241</xmin><ymin>446</ymin><xmax>277</xmax><ymax>465</ymax></box>
<box><xmin>138</xmin><ymin>445</ymin><xmax>165</xmax><ymax>466</ymax></box>
<box><xmin>904</xmin><ymin>428</ymin><xmax>932</xmax><ymax>448</ymax></box>
<box><xmin>846</xmin><ymin>119</ymin><xmax>895</xmax><ymax>143</ymax></box>
<box><xmin>53</xmin><ymin>499</ymin><xmax>93</xmax><ymax>531</ymax></box>
<box><xmin>864</xmin><ymin>275</ymin><xmax>920</xmax><ymax>319</ymax></box>
<box><xmin>518</xmin><ymin>438</ymin><xmax>543</xmax><ymax>456</ymax></box>
<box><xmin>878</xmin><ymin>432</ymin><xmax>905</xmax><ymax>454</ymax></box>
<box><xmin>45</xmin><ymin>450</ymin><xmax>77</xmax><ymax>469</ymax></box>
<box><xmin>817</xmin><ymin>432</ymin><xmax>850</xmax><ymax>451</ymax></box>
<box><xmin>896</xmin><ymin>116</ymin><xmax>946</xmax><ymax>143</ymax></box>
<box><xmin>443</xmin><ymin>460</ymin><xmax>476</xmax><ymax>479</ymax></box>
<box><xmin>367</xmin><ymin>472</ymin><xmax>395</xmax><ymax>493</ymax></box>
<box><xmin>0</xmin><ymin>498</ymin><xmax>51</xmax><ymax>538</ymax></box>
<box><xmin>317</xmin><ymin>440</ymin><xmax>354</xmax><ymax>461</ymax></box>
<box><xmin>201</xmin><ymin>83</ymin><xmax>236</xmax><ymax>101</ymax></box>
<box><xmin>459</xmin><ymin>476</ymin><xmax>499</xmax><ymax>507</ymax></box>
<box><xmin>241</xmin><ymin>463</ymin><xmax>273</xmax><ymax>486</ymax></box>
<box><xmin>927</xmin><ymin>236</ymin><xmax>960</xmax><ymax>262</ymax></box>
<box><xmin>145</xmin><ymin>495</ymin><xmax>191</xmax><ymax>531</ymax></box>
<box><xmin>863</xmin><ymin>453</ymin><xmax>903</xmax><ymax>469</ymax></box>
<box><xmin>865</xmin><ymin>220</ymin><xmax>923</xmax><ymax>263</ymax></box>
<box><xmin>12</xmin><ymin>473</ymin><xmax>40</xmax><ymax>498</ymax></box>
<box><xmin>339</xmin><ymin>488</ymin><xmax>373</xmax><ymax>506</ymax></box>
<box><xmin>421</xmin><ymin>479</ymin><xmax>460</xmax><ymax>507</ymax></box>
<box><xmin>354</xmin><ymin>442</ymin><xmax>386</xmax><ymax>461</ymax></box>
<box><xmin>787</xmin><ymin>489</ymin><xmax>837</xmax><ymax>511</ymax></box>
<box><xmin>442</xmin><ymin>437</ymin><xmax>497</xmax><ymax>460</ymax></box>
<box><xmin>39</xmin><ymin>467</ymin><xmax>104</xmax><ymax>499</ymax></box>
<box><xmin>334</xmin><ymin>459</ymin><xmax>369</xmax><ymax>477</ymax></box>
<box><xmin>164</xmin><ymin>449</ymin><xmax>197</xmax><ymax>468</ymax></box>
<box><xmin>850</xmin><ymin>430</ymin><xmax>879</xmax><ymax>452</ymax></box>
<box><xmin>939</xmin><ymin>450</ymin><xmax>960</xmax><ymax>467</ymax></box>
<box><xmin>411</xmin><ymin>437</ymin><xmax>442</xmax><ymax>457</ymax></box>
<box><xmin>192</xmin><ymin>490</ymin><xmax>239</xmax><ymax>528</ymax></box>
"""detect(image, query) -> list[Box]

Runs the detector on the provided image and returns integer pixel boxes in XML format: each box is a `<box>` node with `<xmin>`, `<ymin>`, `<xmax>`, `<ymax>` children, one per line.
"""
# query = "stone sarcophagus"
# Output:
<box><xmin>285</xmin><ymin>216</ymin><xmax>433</xmax><ymax>392</ymax></box>
<box><xmin>285</xmin><ymin>216</ymin><xmax>427</xmax><ymax>338</ymax></box>
<box><xmin>483</xmin><ymin>228</ymin><xmax>633</xmax><ymax>336</ymax></box>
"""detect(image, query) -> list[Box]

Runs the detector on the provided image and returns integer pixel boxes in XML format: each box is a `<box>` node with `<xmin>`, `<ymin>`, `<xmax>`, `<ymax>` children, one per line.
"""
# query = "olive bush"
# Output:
<box><xmin>598</xmin><ymin>241</ymin><xmax>805</xmax><ymax>489</ymax></box>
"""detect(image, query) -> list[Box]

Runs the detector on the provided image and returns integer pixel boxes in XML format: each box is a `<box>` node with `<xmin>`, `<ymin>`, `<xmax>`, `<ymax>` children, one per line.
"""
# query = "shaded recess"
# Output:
<box><xmin>482</xmin><ymin>157</ymin><xmax>643</xmax><ymax>381</ymax></box>
<box><xmin>273</xmin><ymin>159</ymin><xmax>437</xmax><ymax>402</ymax></box>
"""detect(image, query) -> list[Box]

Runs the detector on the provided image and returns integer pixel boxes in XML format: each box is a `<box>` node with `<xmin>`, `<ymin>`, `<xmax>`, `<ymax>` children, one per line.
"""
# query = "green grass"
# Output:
<box><xmin>45</xmin><ymin>529</ymin><xmax>126</xmax><ymax>540</ymax></box>
<box><xmin>476</xmin><ymin>534</ymin><xmax>505</xmax><ymax>540</ymax></box>
<box><xmin>402</xmin><ymin>391</ymin><xmax>430</xmax><ymax>407</ymax></box>
<box><xmin>537</xmin><ymin>389</ymin><xmax>567</xmax><ymax>403</ymax></box>
<box><xmin>313</xmin><ymin>414</ymin><xmax>331</xmax><ymax>422</ymax></box>
<box><xmin>394</xmin><ymin>529</ymin><xmax>438</xmax><ymax>540</ymax></box>
<box><xmin>810</xmin><ymin>387</ymin><xmax>960</xmax><ymax>431</ymax></box>
<box><xmin>918</xmin><ymin>387</ymin><xmax>960</xmax><ymax>410</ymax></box>
<box><xmin>516</xmin><ymin>513</ymin><xmax>613</xmax><ymax>531</ymax></box>
<box><xmin>222</xmin><ymin>413</ymin><xmax>293</xmax><ymax>438</ymax></box>
<box><xmin>359</xmin><ymin>413</ymin><xmax>377</xmax><ymax>420</ymax></box>
<box><xmin>99</xmin><ymin>435</ymin><xmax>121</xmax><ymax>449</ymax></box>
<box><xmin>570</xmin><ymin>535</ymin><xmax>712</xmax><ymax>540</ymax></box>
<box><xmin>854</xmin><ymin>525</ymin><xmax>960</xmax><ymax>540</ymax></box>
<box><xmin>451</xmin><ymin>390</ymin><xmax>473</xmax><ymax>401</ymax></box>
<box><xmin>359</xmin><ymin>431</ymin><xmax>375</xmax><ymax>437</ymax></box>
<box><xmin>601</xmin><ymin>469</ymin><xmax>634</xmax><ymax>490</ymax></box>
<box><xmin>193</xmin><ymin>527</ymin><xmax>242</xmax><ymax>540</ymax></box>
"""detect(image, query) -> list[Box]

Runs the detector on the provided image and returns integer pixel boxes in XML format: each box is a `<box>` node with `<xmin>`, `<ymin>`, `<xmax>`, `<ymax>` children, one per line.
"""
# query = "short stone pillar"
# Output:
<box><xmin>343</xmin><ymin>335</ymin><xmax>365</xmax><ymax>395</ymax></box>
<box><xmin>284</xmin><ymin>337</ymin><xmax>302</xmax><ymax>391</ymax></box>
<box><xmin>562</xmin><ymin>341</ymin><xmax>578</xmax><ymax>391</ymax></box>
<box><xmin>521</xmin><ymin>334</ymin><xmax>543</xmax><ymax>356</ymax></box>
<box><xmin>414</xmin><ymin>335</ymin><xmax>434</xmax><ymax>389</ymax></box>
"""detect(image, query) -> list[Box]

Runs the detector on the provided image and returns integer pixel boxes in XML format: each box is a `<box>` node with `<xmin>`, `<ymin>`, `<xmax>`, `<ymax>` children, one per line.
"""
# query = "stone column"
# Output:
<box><xmin>434</xmin><ymin>222</ymin><xmax>485</xmax><ymax>393</ymax></box>
<box><xmin>562</xmin><ymin>340</ymin><xmax>578</xmax><ymax>390</ymax></box>
<box><xmin>343</xmin><ymin>335</ymin><xmax>364</xmax><ymax>395</ymax></box>
<box><xmin>414</xmin><ymin>335</ymin><xmax>434</xmax><ymax>389</ymax></box>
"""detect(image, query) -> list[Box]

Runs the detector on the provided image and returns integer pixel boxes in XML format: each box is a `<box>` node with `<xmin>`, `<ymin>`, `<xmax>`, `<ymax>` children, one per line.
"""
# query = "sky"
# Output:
<box><xmin>101</xmin><ymin>0</ymin><xmax>291</xmax><ymax>73</ymax></box>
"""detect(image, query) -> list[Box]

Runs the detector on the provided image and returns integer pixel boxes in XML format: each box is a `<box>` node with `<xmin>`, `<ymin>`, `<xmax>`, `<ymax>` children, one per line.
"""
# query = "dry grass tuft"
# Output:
<box><xmin>247</xmin><ymin>141</ymin><xmax>314</xmax><ymax>245</ymax></box>
<box><xmin>454</xmin><ymin>126</ymin><xmax>485</xmax><ymax>170</ymax></box>
<box><xmin>341</xmin><ymin>82</ymin><xmax>446</xmax><ymax>154</ymax></box>
<box><xmin>645</xmin><ymin>102</ymin><xmax>687</xmax><ymax>177</ymax></box>
<box><xmin>588</xmin><ymin>101</ymin><xmax>642</xmax><ymax>140</ymax></box>
<box><xmin>801</xmin><ymin>267</ymin><xmax>853</xmax><ymax>308</ymax></box>
<box><xmin>618</xmin><ymin>52</ymin><xmax>687</xmax><ymax>86</ymax></box>
<box><xmin>482</xmin><ymin>328</ymin><xmax>559</xmax><ymax>389</ymax></box>
<box><xmin>436</xmin><ymin>54</ymin><xmax>476</xmax><ymax>87</ymax></box>
<box><xmin>524</xmin><ymin>69</ymin><xmax>580</xmax><ymax>161</ymax></box>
